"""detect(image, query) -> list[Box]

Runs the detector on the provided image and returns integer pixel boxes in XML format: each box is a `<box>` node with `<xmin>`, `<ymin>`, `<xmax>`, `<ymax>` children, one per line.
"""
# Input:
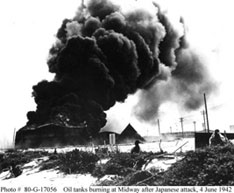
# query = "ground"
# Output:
<box><xmin>0</xmin><ymin>138</ymin><xmax>193</xmax><ymax>186</ymax></box>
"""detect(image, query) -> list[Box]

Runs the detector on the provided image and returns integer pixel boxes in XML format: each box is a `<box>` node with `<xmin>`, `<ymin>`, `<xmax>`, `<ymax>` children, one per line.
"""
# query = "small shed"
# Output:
<box><xmin>99</xmin><ymin>123</ymin><xmax>145</xmax><ymax>144</ymax></box>
<box><xmin>117</xmin><ymin>123</ymin><xmax>145</xmax><ymax>144</ymax></box>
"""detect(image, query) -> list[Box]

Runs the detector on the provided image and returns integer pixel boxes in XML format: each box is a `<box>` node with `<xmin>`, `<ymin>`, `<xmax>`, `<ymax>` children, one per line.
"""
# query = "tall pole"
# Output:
<box><xmin>204</xmin><ymin>93</ymin><xmax>210</xmax><ymax>133</ymax></box>
<box><xmin>13</xmin><ymin>128</ymin><xmax>16</xmax><ymax>148</ymax></box>
<box><xmin>202</xmin><ymin>110</ymin><xmax>206</xmax><ymax>132</ymax></box>
<box><xmin>157</xmin><ymin>119</ymin><xmax>161</xmax><ymax>136</ymax></box>
<box><xmin>180</xmin><ymin>117</ymin><xmax>184</xmax><ymax>137</ymax></box>
<box><xmin>193</xmin><ymin>121</ymin><xmax>196</xmax><ymax>132</ymax></box>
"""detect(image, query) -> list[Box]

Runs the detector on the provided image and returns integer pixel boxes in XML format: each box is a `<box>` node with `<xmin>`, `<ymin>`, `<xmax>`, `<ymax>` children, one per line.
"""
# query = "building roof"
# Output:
<box><xmin>118</xmin><ymin>123</ymin><xmax>145</xmax><ymax>142</ymax></box>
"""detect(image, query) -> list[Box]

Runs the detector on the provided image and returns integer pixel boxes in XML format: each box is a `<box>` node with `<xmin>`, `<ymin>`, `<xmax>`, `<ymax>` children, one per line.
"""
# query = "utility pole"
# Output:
<box><xmin>202</xmin><ymin>110</ymin><xmax>207</xmax><ymax>132</ymax></box>
<box><xmin>13</xmin><ymin>128</ymin><xmax>16</xmax><ymax>148</ymax></box>
<box><xmin>157</xmin><ymin>119</ymin><xmax>161</xmax><ymax>136</ymax></box>
<box><xmin>180</xmin><ymin>117</ymin><xmax>184</xmax><ymax>137</ymax></box>
<box><xmin>170</xmin><ymin>126</ymin><xmax>172</xmax><ymax>133</ymax></box>
<box><xmin>204</xmin><ymin>93</ymin><xmax>210</xmax><ymax>133</ymax></box>
<box><xmin>193</xmin><ymin>121</ymin><xmax>196</xmax><ymax>132</ymax></box>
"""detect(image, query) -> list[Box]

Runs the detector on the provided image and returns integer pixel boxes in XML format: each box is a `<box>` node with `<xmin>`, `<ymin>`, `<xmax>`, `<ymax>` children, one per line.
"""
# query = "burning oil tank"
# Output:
<box><xmin>17</xmin><ymin>0</ymin><xmax>216</xmax><ymax>148</ymax></box>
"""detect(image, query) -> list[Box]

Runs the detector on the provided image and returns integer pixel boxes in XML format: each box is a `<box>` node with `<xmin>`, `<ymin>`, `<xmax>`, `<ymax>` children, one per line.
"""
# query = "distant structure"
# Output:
<box><xmin>118</xmin><ymin>124</ymin><xmax>145</xmax><ymax>143</ymax></box>
<box><xmin>15</xmin><ymin>122</ymin><xmax>145</xmax><ymax>148</ymax></box>
<box><xmin>100</xmin><ymin>123</ymin><xmax>145</xmax><ymax>144</ymax></box>
<box><xmin>195</xmin><ymin>131</ymin><xmax>234</xmax><ymax>149</ymax></box>
<box><xmin>160</xmin><ymin>131</ymin><xmax>195</xmax><ymax>139</ymax></box>
<box><xmin>15</xmin><ymin>123</ymin><xmax>88</xmax><ymax>148</ymax></box>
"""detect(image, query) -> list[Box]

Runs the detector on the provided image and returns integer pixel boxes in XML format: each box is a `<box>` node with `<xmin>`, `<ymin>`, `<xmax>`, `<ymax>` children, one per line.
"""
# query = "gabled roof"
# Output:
<box><xmin>99</xmin><ymin>122</ymin><xmax>128</xmax><ymax>134</ymax></box>
<box><xmin>118</xmin><ymin>123</ymin><xmax>145</xmax><ymax>141</ymax></box>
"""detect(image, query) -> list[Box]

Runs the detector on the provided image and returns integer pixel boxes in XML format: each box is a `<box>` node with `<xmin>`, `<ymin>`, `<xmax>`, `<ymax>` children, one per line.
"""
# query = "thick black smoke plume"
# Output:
<box><xmin>27</xmin><ymin>0</ymin><xmax>216</xmax><ymax>136</ymax></box>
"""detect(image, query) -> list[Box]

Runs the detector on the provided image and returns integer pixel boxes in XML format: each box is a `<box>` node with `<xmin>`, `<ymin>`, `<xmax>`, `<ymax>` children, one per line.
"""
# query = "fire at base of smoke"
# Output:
<box><xmin>25</xmin><ymin>0</ymin><xmax>216</xmax><ymax>138</ymax></box>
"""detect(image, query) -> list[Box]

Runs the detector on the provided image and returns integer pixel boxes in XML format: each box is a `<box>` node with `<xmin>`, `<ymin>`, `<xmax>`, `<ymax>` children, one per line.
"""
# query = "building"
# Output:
<box><xmin>15</xmin><ymin>123</ymin><xmax>88</xmax><ymax>148</ymax></box>
<box><xmin>100</xmin><ymin>123</ymin><xmax>145</xmax><ymax>144</ymax></box>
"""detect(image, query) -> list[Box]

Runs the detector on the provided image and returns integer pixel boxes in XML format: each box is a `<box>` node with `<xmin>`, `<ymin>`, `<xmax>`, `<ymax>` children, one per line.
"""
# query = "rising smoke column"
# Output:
<box><xmin>133</xmin><ymin>4</ymin><xmax>216</xmax><ymax>123</ymax></box>
<box><xmin>27</xmin><ymin>0</ymin><xmax>216</xmax><ymax>136</ymax></box>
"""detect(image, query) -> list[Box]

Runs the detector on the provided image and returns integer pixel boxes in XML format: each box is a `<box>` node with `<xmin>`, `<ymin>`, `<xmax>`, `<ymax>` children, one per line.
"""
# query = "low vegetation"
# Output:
<box><xmin>0</xmin><ymin>150</ymin><xmax>49</xmax><ymax>173</ymax></box>
<box><xmin>160</xmin><ymin>144</ymin><xmax>234</xmax><ymax>186</ymax></box>
<box><xmin>41</xmin><ymin>149</ymin><xmax>99</xmax><ymax>174</ymax></box>
<box><xmin>2</xmin><ymin>144</ymin><xmax>234</xmax><ymax>186</ymax></box>
<box><xmin>92</xmin><ymin>152</ymin><xmax>152</xmax><ymax>178</ymax></box>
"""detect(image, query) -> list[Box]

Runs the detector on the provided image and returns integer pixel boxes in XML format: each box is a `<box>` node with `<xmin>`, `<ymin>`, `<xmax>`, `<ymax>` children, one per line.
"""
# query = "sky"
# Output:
<box><xmin>0</xmin><ymin>0</ymin><xmax>234</xmax><ymax>148</ymax></box>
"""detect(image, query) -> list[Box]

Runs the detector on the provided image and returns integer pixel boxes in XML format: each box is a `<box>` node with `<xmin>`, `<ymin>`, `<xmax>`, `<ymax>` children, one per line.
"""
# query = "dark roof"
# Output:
<box><xmin>118</xmin><ymin>123</ymin><xmax>145</xmax><ymax>142</ymax></box>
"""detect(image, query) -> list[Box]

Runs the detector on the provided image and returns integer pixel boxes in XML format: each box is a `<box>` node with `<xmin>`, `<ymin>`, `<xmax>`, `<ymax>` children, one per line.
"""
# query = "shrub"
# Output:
<box><xmin>41</xmin><ymin>149</ymin><xmax>100</xmax><ymax>174</ymax></box>
<box><xmin>160</xmin><ymin>144</ymin><xmax>234</xmax><ymax>186</ymax></box>
<box><xmin>0</xmin><ymin>150</ymin><xmax>49</xmax><ymax>173</ymax></box>
<box><xmin>92</xmin><ymin>152</ymin><xmax>152</xmax><ymax>178</ymax></box>
<box><xmin>122</xmin><ymin>170</ymin><xmax>153</xmax><ymax>186</ymax></box>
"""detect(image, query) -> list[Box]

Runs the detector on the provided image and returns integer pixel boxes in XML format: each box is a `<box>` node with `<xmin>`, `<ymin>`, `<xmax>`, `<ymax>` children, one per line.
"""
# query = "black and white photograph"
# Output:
<box><xmin>0</xmin><ymin>0</ymin><xmax>234</xmax><ymax>190</ymax></box>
